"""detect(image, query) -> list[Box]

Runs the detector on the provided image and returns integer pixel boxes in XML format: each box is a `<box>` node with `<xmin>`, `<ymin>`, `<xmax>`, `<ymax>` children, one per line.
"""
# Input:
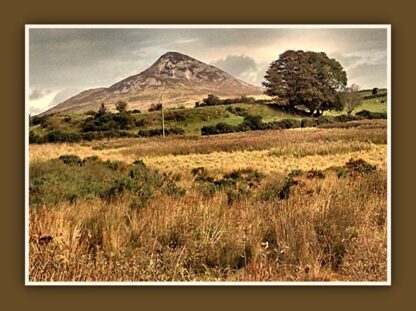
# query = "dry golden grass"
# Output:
<box><xmin>30</xmin><ymin>121</ymin><xmax>387</xmax><ymax>175</ymax></box>
<box><xmin>29</xmin><ymin>121</ymin><xmax>388</xmax><ymax>282</ymax></box>
<box><xmin>29</xmin><ymin>169</ymin><xmax>387</xmax><ymax>282</ymax></box>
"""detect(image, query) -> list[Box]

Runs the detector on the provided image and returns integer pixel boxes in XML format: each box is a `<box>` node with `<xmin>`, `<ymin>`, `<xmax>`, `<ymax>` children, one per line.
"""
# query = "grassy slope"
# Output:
<box><xmin>31</xmin><ymin>92</ymin><xmax>387</xmax><ymax>137</ymax></box>
<box><xmin>31</xmin><ymin>102</ymin><xmax>300</xmax><ymax>136</ymax></box>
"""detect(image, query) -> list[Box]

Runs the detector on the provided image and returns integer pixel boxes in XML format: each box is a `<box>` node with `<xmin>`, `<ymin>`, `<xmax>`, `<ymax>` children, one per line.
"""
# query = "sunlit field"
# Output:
<box><xmin>29</xmin><ymin>119</ymin><xmax>387</xmax><ymax>282</ymax></box>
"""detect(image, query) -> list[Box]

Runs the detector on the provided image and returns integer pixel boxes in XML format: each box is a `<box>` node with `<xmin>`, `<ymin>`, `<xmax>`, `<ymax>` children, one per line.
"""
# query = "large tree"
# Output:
<box><xmin>263</xmin><ymin>50</ymin><xmax>348</xmax><ymax>116</ymax></box>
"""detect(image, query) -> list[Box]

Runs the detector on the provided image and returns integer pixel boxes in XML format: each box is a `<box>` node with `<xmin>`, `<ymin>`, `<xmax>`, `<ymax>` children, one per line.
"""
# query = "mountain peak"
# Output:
<box><xmin>158</xmin><ymin>51</ymin><xmax>194</xmax><ymax>62</ymax></box>
<box><xmin>42</xmin><ymin>52</ymin><xmax>263</xmax><ymax>115</ymax></box>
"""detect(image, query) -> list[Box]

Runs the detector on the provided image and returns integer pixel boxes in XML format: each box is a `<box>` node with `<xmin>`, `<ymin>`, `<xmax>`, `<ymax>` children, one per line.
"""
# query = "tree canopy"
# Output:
<box><xmin>263</xmin><ymin>50</ymin><xmax>348</xmax><ymax>116</ymax></box>
<box><xmin>115</xmin><ymin>100</ymin><xmax>128</xmax><ymax>113</ymax></box>
<box><xmin>342</xmin><ymin>84</ymin><xmax>362</xmax><ymax>115</ymax></box>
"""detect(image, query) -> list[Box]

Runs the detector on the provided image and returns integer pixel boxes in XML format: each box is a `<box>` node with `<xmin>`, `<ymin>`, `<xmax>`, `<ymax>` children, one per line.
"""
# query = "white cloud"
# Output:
<box><xmin>29</xmin><ymin>89</ymin><xmax>58</xmax><ymax>115</ymax></box>
<box><xmin>29</xmin><ymin>88</ymin><xmax>83</xmax><ymax>115</ymax></box>
<box><xmin>174</xmin><ymin>38</ymin><xmax>198</xmax><ymax>44</ymax></box>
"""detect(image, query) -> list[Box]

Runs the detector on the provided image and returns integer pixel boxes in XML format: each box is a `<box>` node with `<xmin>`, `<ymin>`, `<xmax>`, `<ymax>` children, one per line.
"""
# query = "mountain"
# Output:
<box><xmin>41</xmin><ymin>51</ymin><xmax>264</xmax><ymax>115</ymax></box>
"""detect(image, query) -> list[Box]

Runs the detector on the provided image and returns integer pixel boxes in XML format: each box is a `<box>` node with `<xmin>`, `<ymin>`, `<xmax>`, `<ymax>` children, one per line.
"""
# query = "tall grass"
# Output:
<box><xmin>29</xmin><ymin>159</ymin><xmax>387</xmax><ymax>282</ymax></box>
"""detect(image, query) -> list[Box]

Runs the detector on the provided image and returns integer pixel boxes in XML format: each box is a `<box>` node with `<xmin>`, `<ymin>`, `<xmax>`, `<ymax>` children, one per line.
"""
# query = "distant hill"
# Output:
<box><xmin>41</xmin><ymin>51</ymin><xmax>264</xmax><ymax>115</ymax></box>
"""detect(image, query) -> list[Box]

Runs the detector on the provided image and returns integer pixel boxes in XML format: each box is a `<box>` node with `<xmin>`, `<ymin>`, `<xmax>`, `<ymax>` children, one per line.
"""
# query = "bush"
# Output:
<box><xmin>84</xmin><ymin>110</ymin><xmax>97</xmax><ymax>116</ymax></box>
<box><xmin>134</xmin><ymin>118</ymin><xmax>147</xmax><ymax>127</ymax></box>
<box><xmin>29</xmin><ymin>131</ymin><xmax>45</xmax><ymax>144</ymax></box>
<box><xmin>201</xmin><ymin>123</ymin><xmax>237</xmax><ymax>135</ymax></box>
<box><xmin>196</xmin><ymin>95</ymin><xmax>258</xmax><ymax>108</ymax></box>
<box><xmin>226</xmin><ymin>106</ymin><xmax>249</xmax><ymax>117</ymax></box>
<box><xmin>29</xmin><ymin>156</ymin><xmax>167</xmax><ymax>207</ymax></box>
<box><xmin>164</xmin><ymin>111</ymin><xmax>187</xmax><ymax>122</ymax></box>
<box><xmin>266</xmin><ymin>119</ymin><xmax>302</xmax><ymax>130</ymax></box>
<box><xmin>334</xmin><ymin>114</ymin><xmax>360</xmax><ymax>123</ymax></box>
<box><xmin>59</xmin><ymin>154</ymin><xmax>83</xmax><ymax>166</ymax></box>
<box><xmin>356</xmin><ymin>110</ymin><xmax>387</xmax><ymax>119</ymax></box>
<box><xmin>306</xmin><ymin>169</ymin><xmax>325</xmax><ymax>179</ymax></box>
<box><xmin>261</xmin><ymin>171</ymin><xmax>299</xmax><ymax>201</ymax></box>
<box><xmin>148</xmin><ymin>103</ymin><xmax>162</xmax><ymax>112</ymax></box>
<box><xmin>44</xmin><ymin>130</ymin><xmax>81</xmax><ymax>143</ymax></box>
<box><xmin>30</xmin><ymin>129</ymin><xmax>137</xmax><ymax>144</ymax></box>
<box><xmin>344</xmin><ymin>158</ymin><xmax>376</xmax><ymax>175</ymax></box>
<box><xmin>238</xmin><ymin>115</ymin><xmax>264</xmax><ymax>131</ymax></box>
<box><xmin>30</xmin><ymin>115</ymin><xmax>48</xmax><ymax>126</ymax></box>
<box><xmin>317</xmin><ymin>116</ymin><xmax>336</xmax><ymax>124</ymax></box>
<box><xmin>137</xmin><ymin>127</ymin><xmax>185</xmax><ymax>137</ymax></box>
<box><xmin>202</xmin><ymin>94</ymin><xmax>222</xmax><ymax>106</ymax></box>
<box><xmin>83</xmin><ymin>112</ymin><xmax>135</xmax><ymax>132</ymax></box>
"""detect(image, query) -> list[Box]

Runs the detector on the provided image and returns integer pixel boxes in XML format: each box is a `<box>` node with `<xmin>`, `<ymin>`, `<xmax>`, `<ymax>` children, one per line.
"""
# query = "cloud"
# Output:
<box><xmin>29</xmin><ymin>88</ymin><xmax>83</xmax><ymax>115</ymax></box>
<box><xmin>211</xmin><ymin>54</ymin><xmax>266</xmax><ymax>85</ymax></box>
<box><xmin>347</xmin><ymin>63</ymin><xmax>387</xmax><ymax>89</ymax></box>
<box><xmin>174</xmin><ymin>38</ymin><xmax>198</xmax><ymax>44</ymax></box>
<box><xmin>29</xmin><ymin>27</ymin><xmax>388</xmax><ymax>107</ymax></box>
<box><xmin>29</xmin><ymin>88</ymin><xmax>52</xmax><ymax>100</ymax></box>
<box><xmin>29</xmin><ymin>88</ymin><xmax>58</xmax><ymax>115</ymax></box>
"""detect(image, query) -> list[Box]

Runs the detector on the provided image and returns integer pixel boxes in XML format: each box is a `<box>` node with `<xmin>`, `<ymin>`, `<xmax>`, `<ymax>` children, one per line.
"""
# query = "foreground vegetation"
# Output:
<box><xmin>29</xmin><ymin>121</ymin><xmax>387</xmax><ymax>282</ymax></box>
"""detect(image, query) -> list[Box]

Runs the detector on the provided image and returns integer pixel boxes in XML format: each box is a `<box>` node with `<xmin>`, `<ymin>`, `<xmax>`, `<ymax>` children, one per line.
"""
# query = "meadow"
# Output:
<box><xmin>28</xmin><ymin>118</ymin><xmax>388</xmax><ymax>282</ymax></box>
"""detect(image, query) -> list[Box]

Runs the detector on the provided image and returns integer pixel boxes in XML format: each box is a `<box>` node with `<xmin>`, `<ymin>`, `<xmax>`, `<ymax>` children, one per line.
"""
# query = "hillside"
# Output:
<box><xmin>41</xmin><ymin>52</ymin><xmax>263</xmax><ymax>115</ymax></box>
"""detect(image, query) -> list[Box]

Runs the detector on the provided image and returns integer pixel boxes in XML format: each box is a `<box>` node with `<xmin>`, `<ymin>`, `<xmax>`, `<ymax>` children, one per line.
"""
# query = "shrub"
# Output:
<box><xmin>238</xmin><ymin>115</ymin><xmax>264</xmax><ymax>131</ymax></box>
<box><xmin>83</xmin><ymin>112</ymin><xmax>135</xmax><ymax>132</ymax></box>
<box><xmin>226</xmin><ymin>106</ymin><xmax>249</xmax><ymax>117</ymax></box>
<box><xmin>59</xmin><ymin>154</ymin><xmax>83</xmax><ymax>166</ymax></box>
<box><xmin>317</xmin><ymin>116</ymin><xmax>336</xmax><ymax>124</ymax></box>
<box><xmin>345</xmin><ymin>158</ymin><xmax>376</xmax><ymax>175</ymax></box>
<box><xmin>148</xmin><ymin>103</ymin><xmax>162</xmax><ymax>112</ymax></box>
<box><xmin>364</xmin><ymin>93</ymin><xmax>387</xmax><ymax>100</ymax></box>
<box><xmin>115</xmin><ymin>101</ymin><xmax>128</xmax><ymax>113</ymax></box>
<box><xmin>261</xmin><ymin>171</ymin><xmax>299</xmax><ymax>201</ymax></box>
<box><xmin>201</xmin><ymin>125</ymin><xmax>216</xmax><ymax>135</ymax></box>
<box><xmin>134</xmin><ymin>118</ymin><xmax>146</xmax><ymax>127</ymax></box>
<box><xmin>191</xmin><ymin>167</ymin><xmax>208</xmax><ymax>177</ymax></box>
<box><xmin>301</xmin><ymin>118</ymin><xmax>319</xmax><ymax>128</ymax></box>
<box><xmin>356</xmin><ymin>110</ymin><xmax>387</xmax><ymax>119</ymax></box>
<box><xmin>266</xmin><ymin>119</ymin><xmax>301</xmax><ymax>130</ymax></box>
<box><xmin>137</xmin><ymin>127</ymin><xmax>185</xmax><ymax>137</ymax></box>
<box><xmin>84</xmin><ymin>110</ymin><xmax>97</xmax><ymax>116</ymax></box>
<box><xmin>201</xmin><ymin>123</ymin><xmax>237</xmax><ymax>135</ymax></box>
<box><xmin>44</xmin><ymin>130</ymin><xmax>81</xmax><ymax>143</ymax></box>
<box><xmin>334</xmin><ymin>114</ymin><xmax>360</xmax><ymax>123</ymax></box>
<box><xmin>30</xmin><ymin>115</ymin><xmax>48</xmax><ymax>126</ymax></box>
<box><xmin>202</xmin><ymin>94</ymin><xmax>222</xmax><ymax>106</ymax></box>
<box><xmin>306</xmin><ymin>169</ymin><xmax>325</xmax><ymax>179</ymax></box>
<box><xmin>164</xmin><ymin>111</ymin><xmax>187</xmax><ymax>122</ymax></box>
<box><xmin>29</xmin><ymin>131</ymin><xmax>45</xmax><ymax>144</ymax></box>
<box><xmin>215</xmin><ymin>122</ymin><xmax>237</xmax><ymax>133</ymax></box>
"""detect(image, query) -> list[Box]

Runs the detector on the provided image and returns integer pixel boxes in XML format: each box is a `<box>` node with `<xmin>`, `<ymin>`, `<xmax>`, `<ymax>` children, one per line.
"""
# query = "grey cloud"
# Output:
<box><xmin>330</xmin><ymin>53</ymin><xmax>362</xmax><ymax>68</ymax></box>
<box><xmin>29</xmin><ymin>88</ymin><xmax>51</xmax><ymax>100</ymax></box>
<box><xmin>211</xmin><ymin>54</ymin><xmax>270</xmax><ymax>86</ymax></box>
<box><xmin>28</xmin><ymin>27</ymin><xmax>388</xmax><ymax>109</ymax></box>
<box><xmin>211</xmin><ymin>55</ymin><xmax>257</xmax><ymax>76</ymax></box>
<box><xmin>347</xmin><ymin>63</ymin><xmax>387</xmax><ymax>89</ymax></box>
<box><xmin>50</xmin><ymin>88</ymin><xmax>84</xmax><ymax>106</ymax></box>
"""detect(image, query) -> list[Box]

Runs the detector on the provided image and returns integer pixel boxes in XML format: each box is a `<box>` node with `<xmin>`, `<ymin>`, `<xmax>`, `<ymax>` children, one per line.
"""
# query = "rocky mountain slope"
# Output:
<box><xmin>42</xmin><ymin>51</ymin><xmax>263</xmax><ymax>115</ymax></box>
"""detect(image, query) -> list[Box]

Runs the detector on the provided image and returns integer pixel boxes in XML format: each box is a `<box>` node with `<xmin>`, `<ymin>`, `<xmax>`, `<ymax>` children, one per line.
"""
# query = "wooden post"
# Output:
<box><xmin>161</xmin><ymin>93</ymin><xmax>165</xmax><ymax>139</ymax></box>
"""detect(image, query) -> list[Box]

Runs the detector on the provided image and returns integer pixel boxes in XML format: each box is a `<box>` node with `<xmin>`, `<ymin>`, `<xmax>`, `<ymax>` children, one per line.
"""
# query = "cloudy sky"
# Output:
<box><xmin>28</xmin><ymin>27</ymin><xmax>388</xmax><ymax>114</ymax></box>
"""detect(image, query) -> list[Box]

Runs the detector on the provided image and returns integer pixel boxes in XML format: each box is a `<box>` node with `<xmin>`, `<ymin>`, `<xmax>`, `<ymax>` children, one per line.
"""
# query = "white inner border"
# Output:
<box><xmin>25</xmin><ymin>24</ymin><xmax>392</xmax><ymax>286</ymax></box>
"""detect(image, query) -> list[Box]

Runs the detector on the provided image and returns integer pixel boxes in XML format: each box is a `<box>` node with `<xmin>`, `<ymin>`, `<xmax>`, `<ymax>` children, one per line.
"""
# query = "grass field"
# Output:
<box><xmin>28</xmin><ymin>119</ymin><xmax>388</xmax><ymax>282</ymax></box>
<box><xmin>30</xmin><ymin>91</ymin><xmax>387</xmax><ymax>138</ymax></box>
